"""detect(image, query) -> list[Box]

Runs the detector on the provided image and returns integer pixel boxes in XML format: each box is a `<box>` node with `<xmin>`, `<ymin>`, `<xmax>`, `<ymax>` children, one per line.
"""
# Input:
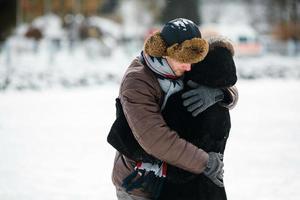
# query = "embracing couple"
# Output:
<box><xmin>107</xmin><ymin>18</ymin><xmax>238</xmax><ymax>200</ymax></box>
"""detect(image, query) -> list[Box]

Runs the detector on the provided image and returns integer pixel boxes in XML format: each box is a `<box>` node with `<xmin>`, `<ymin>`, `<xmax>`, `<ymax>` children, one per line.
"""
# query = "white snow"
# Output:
<box><xmin>201</xmin><ymin>23</ymin><xmax>258</xmax><ymax>43</ymax></box>
<box><xmin>1</xmin><ymin>36</ymin><xmax>300</xmax><ymax>90</ymax></box>
<box><xmin>118</xmin><ymin>0</ymin><xmax>153</xmax><ymax>39</ymax></box>
<box><xmin>235</xmin><ymin>55</ymin><xmax>300</xmax><ymax>79</ymax></box>
<box><xmin>0</xmin><ymin>79</ymin><xmax>300</xmax><ymax>200</ymax></box>
<box><xmin>32</xmin><ymin>13</ymin><xmax>65</xmax><ymax>39</ymax></box>
<box><xmin>0</xmin><ymin>37</ymin><xmax>134</xmax><ymax>90</ymax></box>
<box><xmin>1</xmin><ymin>8</ymin><xmax>300</xmax><ymax>91</ymax></box>
<box><xmin>1</xmin><ymin>3</ymin><xmax>300</xmax><ymax>198</ymax></box>
<box><xmin>201</xmin><ymin>1</ymin><xmax>252</xmax><ymax>26</ymax></box>
<box><xmin>88</xmin><ymin>16</ymin><xmax>122</xmax><ymax>39</ymax></box>
<box><xmin>0</xmin><ymin>84</ymin><xmax>119</xmax><ymax>200</ymax></box>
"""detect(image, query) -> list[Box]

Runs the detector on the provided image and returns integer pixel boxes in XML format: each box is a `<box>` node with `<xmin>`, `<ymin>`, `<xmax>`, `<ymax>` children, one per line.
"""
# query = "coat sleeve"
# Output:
<box><xmin>120</xmin><ymin>75</ymin><xmax>208</xmax><ymax>174</ymax></box>
<box><xmin>220</xmin><ymin>85</ymin><xmax>239</xmax><ymax>109</ymax></box>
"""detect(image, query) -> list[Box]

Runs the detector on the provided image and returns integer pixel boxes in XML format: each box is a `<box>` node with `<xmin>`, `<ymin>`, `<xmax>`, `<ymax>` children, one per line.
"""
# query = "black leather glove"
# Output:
<box><xmin>203</xmin><ymin>152</ymin><xmax>224</xmax><ymax>187</ymax></box>
<box><xmin>182</xmin><ymin>81</ymin><xmax>224</xmax><ymax>117</ymax></box>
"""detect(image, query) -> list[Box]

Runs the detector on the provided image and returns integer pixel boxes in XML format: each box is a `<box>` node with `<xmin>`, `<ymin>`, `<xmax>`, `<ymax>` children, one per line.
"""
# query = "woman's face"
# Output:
<box><xmin>165</xmin><ymin>56</ymin><xmax>192</xmax><ymax>77</ymax></box>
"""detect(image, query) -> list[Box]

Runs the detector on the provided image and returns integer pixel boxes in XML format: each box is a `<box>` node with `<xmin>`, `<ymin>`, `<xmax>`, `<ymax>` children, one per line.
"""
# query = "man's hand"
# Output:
<box><xmin>182</xmin><ymin>81</ymin><xmax>224</xmax><ymax>117</ymax></box>
<box><xmin>122</xmin><ymin>161</ymin><xmax>167</xmax><ymax>198</ymax></box>
<box><xmin>203</xmin><ymin>152</ymin><xmax>224</xmax><ymax>187</ymax></box>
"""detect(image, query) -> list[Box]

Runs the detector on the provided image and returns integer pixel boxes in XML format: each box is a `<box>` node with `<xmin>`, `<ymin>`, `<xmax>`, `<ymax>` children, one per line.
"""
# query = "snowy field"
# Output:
<box><xmin>0</xmin><ymin>79</ymin><xmax>300</xmax><ymax>200</ymax></box>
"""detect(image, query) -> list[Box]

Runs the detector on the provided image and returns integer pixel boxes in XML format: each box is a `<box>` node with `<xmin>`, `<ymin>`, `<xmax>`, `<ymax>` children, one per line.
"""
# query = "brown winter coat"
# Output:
<box><xmin>111</xmin><ymin>58</ymin><xmax>238</xmax><ymax>198</ymax></box>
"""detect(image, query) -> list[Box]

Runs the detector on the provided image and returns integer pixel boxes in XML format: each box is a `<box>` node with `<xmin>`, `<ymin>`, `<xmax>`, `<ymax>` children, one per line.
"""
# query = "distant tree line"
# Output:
<box><xmin>266</xmin><ymin>0</ymin><xmax>300</xmax><ymax>41</ymax></box>
<box><xmin>0</xmin><ymin>0</ymin><xmax>16</xmax><ymax>43</ymax></box>
<box><xmin>0</xmin><ymin>0</ymin><xmax>299</xmax><ymax>43</ymax></box>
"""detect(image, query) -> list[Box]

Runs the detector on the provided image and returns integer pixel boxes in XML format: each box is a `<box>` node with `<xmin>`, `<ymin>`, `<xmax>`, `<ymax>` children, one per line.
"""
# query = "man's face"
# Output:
<box><xmin>165</xmin><ymin>56</ymin><xmax>192</xmax><ymax>77</ymax></box>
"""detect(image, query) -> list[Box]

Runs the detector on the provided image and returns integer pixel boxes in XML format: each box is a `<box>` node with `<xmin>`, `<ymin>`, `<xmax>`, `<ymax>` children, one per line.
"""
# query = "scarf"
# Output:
<box><xmin>141</xmin><ymin>51</ymin><xmax>184</xmax><ymax>110</ymax></box>
<box><xmin>122</xmin><ymin>53</ymin><xmax>185</xmax><ymax>198</ymax></box>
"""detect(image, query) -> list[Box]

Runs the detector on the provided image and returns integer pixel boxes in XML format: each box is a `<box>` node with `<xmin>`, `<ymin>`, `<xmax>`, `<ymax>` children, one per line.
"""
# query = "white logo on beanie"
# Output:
<box><xmin>171</xmin><ymin>18</ymin><xmax>194</xmax><ymax>31</ymax></box>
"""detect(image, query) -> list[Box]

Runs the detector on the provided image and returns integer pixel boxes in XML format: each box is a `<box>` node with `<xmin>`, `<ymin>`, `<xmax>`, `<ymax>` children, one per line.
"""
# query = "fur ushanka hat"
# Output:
<box><xmin>186</xmin><ymin>36</ymin><xmax>237</xmax><ymax>88</ymax></box>
<box><xmin>144</xmin><ymin>18</ymin><xmax>209</xmax><ymax>64</ymax></box>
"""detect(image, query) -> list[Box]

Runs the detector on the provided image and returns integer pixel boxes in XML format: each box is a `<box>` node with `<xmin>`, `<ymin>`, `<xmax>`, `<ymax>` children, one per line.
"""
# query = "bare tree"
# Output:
<box><xmin>0</xmin><ymin>0</ymin><xmax>16</xmax><ymax>42</ymax></box>
<box><xmin>266</xmin><ymin>0</ymin><xmax>300</xmax><ymax>40</ymax></box>
<box><xmin>160</xmin><ymin>0</ymin><xmax>201</xmax><ymax>24</ymax></box>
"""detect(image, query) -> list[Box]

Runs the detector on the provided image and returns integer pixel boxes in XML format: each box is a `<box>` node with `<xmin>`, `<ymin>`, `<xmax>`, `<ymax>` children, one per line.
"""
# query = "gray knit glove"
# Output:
<box><xmin>203</xmin><ymin>152</ymin><xmax>224</xmax><ymax>187</ymax></box>
<box><xmin>182</xmin><ymin>81</ymin><xmax>224</xmax><ymax>117</ymax></box>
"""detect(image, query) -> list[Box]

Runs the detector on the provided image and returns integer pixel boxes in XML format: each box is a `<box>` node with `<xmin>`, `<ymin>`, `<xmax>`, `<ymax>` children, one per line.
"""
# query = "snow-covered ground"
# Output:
<box><xmin>0</xmin><ymin>37</ymin><xmax>136</xmax><ymax>90</ymax></box>
<box><xmin>1</xmin><ymin>8</ymin><xmax>300</xmax><ymax>91</ymax></box>
<box><xmin>0</xmin><ymin>79</ymin><xmax>300</xmax><ymax>200</ymax></box>
<box><xmin>1</xmin><ymin>39</ymin><xmax>300</xmax><ymax>90</ymax></box>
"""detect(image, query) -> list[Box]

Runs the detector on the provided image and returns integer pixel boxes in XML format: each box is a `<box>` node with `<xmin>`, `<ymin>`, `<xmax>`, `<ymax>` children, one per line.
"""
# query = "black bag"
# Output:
<box><xmin>107</xmin><ymin>98</ymin><xmax>157</xmax><ymax>163</ymax></box>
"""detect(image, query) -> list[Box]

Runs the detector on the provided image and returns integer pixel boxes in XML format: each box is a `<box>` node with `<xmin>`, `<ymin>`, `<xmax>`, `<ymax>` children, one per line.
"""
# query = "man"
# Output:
<box><xmin>111</xmin><ymin>18</ymin><xmax>238</xmax><ymax>200</ymax></box>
